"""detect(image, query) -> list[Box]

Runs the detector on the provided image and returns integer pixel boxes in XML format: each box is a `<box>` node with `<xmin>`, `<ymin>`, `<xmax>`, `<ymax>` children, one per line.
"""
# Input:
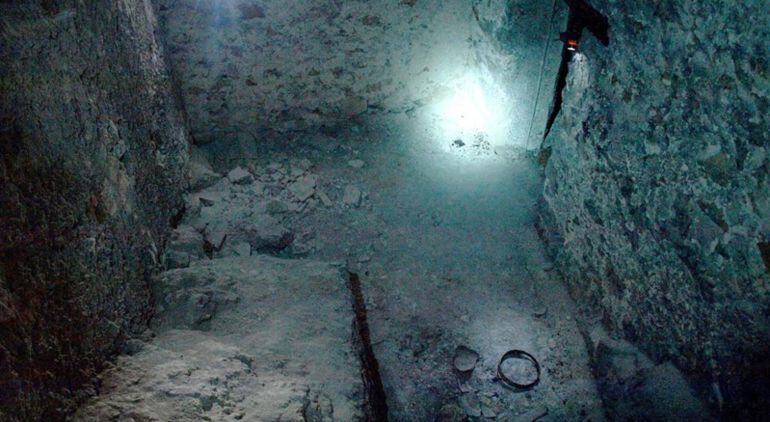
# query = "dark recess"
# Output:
<box><xmin>759</xmin><ymin>242</ymin><xmax>770</xmax><ymax>273</ymax></box>
<box><xmin>543</xmin><ymin>0</ymin><xmax>609</xmax><ymax>142</ymax></box>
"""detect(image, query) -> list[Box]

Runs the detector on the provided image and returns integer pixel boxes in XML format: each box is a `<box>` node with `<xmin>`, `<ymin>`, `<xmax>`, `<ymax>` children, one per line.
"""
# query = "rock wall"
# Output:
<box><xmin>539</xmin><ymin>0</ymin><xmax>770</xmax><ymax>416</ymax></box>
<box><xmin>155</xmin><ymin>0</ymin><xmax>561</xmax><ymax>158</ymax></box>
<box><xmin>0</xmin><ymin>1</ymin><xmax>190</xmax><ymax>419</ymax></box>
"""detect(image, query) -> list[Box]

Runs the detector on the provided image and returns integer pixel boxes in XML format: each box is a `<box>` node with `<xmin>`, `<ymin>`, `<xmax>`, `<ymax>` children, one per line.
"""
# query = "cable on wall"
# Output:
<box><xmin>525</xmin><ymin>0</ymin><xmax>559</xmax><ymax>150</ymax></box>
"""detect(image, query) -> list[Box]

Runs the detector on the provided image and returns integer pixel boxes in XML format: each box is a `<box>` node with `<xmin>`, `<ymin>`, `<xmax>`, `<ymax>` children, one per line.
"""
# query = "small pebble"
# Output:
<box><xmin>348</xmin><ymin>159</ymin><xmax>365</xmax><ymax>169</ymax></box>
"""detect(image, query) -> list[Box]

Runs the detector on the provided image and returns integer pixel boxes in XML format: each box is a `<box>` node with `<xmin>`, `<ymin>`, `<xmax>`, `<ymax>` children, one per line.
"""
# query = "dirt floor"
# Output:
<box><xmin>73</xmin><ymin>112</ymin><xmax>605</xmax><ymax>421</ymax></box>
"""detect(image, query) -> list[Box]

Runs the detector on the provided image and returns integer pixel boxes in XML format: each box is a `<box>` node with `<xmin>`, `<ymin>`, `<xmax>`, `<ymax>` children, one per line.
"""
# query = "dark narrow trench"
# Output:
<box><xmin>348</xmin><ymin>272</ymin><xmax>389</xmax><ymax>421</ymax></box>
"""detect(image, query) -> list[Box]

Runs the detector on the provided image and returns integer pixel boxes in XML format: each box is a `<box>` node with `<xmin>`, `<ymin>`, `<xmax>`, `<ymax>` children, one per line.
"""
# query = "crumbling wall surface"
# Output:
<box><xmin>155</xmin><ymin>0</ymin><xmax>561</xmax><ymax>157</ymax></box>
<box><xmin>539</xmin><ymin>0</ymin><xmax>769</xmax><ymax>417</ymax></box>
<box><xmin>473</xmin><ymin>0</ymin><xmax>567</xmax><ymax>147</ymax></box>
<box><xmin>0</xmin><ymin>1</ymin><xmax>190</xmax><ymax>419</ymax></box>
<box><xmin>156</xmin><ymin>0</ymin><xmax>481</xmax><ymax>146</ymax></box>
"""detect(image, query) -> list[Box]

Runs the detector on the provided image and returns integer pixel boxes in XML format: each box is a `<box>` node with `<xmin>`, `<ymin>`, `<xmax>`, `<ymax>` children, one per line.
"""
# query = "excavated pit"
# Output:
<box><xmin>1</xmin><ymin>1</ymin><xmax>768</xmax><ymax>421</ymax></box>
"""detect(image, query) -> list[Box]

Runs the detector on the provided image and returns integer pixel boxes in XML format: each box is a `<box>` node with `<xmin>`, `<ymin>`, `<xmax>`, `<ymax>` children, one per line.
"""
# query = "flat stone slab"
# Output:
<box><xmin>74</xmin><ymin>256</ymin><xmax>363</xmax><ymax>421</ymax></box>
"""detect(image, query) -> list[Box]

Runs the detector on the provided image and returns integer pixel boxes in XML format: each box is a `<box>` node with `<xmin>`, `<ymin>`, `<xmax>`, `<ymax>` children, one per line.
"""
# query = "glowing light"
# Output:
<box><xmin>445</xmin><ymin>78</ymin><xmax>493</xmax><ymax>133</ymax></box>
<box><xmin>432</xmin><ymin>72</ymin><xmax>510</xmax><ymax>151</ymax></box>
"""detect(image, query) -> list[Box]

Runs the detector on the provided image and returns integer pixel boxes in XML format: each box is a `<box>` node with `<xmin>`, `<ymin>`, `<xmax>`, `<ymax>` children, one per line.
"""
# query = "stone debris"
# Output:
<box><xmin>189</xmin><ymin>147</ymin><xmax>221</xmax><ymax>190</ymax></box>
<box><xmin>317</xmin><ymin>190</ymin><xmax>334</xmax><ymax>208</ymax></box>
<box><xmin>164</xmin><ymin>225</ymin><xmax>205</xmax><ymax>269</ymax></box>
<box><xmin>266</xmin><ymin>199</ymin><xmax>289</xmax><ymax>214</ymax></box>
<box><xmin>480</xmin><ymin>396</ymin><xmax>500</xmax><ymax>419</ymax></box>
<box><xmin>343</xmin><ymin>185</ymin><xmax>362</xmax><ymax>207</ymax></box>
<box><xmin>239</xmin><ymin>217</ymin><xmax>294</xmax><ymax>253</ymax></box>
<box><xmin>436</xmin><ymin>403</ymin><xmax>465</xmax><ymax>421</ymax></box>
<box><xmin>198</xmin><ymin>194</ymin><xmax>217</xmax><ymax>207</ymax></box>
<box><xmin>289</xmin><ymin>174</ymin><xmax>317</xmax><ymax>201</ymax></box>
<box><xmin>459</xmin><ymin>394</ymin><xmax>482</xmax><ymax>418</ymax></box>
<box><xmin>348</xmin><ymin>159</ymin><xmax>366</xmax><ymax>169</ymax></box>
<box><xmin>227</xmin><ymin>166</ymin><xmax>254</xmax><ymax>185</ymax></box>
<box><xmin>532</xmin><ymin>305</ymin><xmax>548</xmax><ymax>318</ymax></box>
<box><xmin>70</xmin><ymin>142</ymin><xmax>610</xmax><ymax>421</ymax></box>
<box><xmin>204</xmin><ymin>228</ymin><xmax>227</xmax><ymax>251</ymax></box>
<box><xmin>74</xmin><ymin>144</ymin><xmax>607</xmax><ymax>421</ymax></box>
<box><xmin>512</xmin><ymin>405</ymin><xmax>548</xmax><ymax>422</ymax></box>
<box><xmin>242</xmin><ymin>179</ymin><xmax>265</xmax><ymax>196</ymax></box>
<box><xmin>217</xmin><ymin>241</ymin><xmax>252</xmax><ymax>259</ymax></box>
<box><xmin>453</xmin><ymin>345</ymin><xmax>479</xmax><ymax>372</ymax></box>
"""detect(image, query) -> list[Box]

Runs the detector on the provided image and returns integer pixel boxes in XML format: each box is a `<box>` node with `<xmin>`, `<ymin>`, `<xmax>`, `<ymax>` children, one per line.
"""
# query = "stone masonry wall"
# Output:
<box><xmin>0</xmin><ymin>1</ymin><xmax>190</xmax><ymax>419</ymax></box>
<box><xmin>156</xmin><ymin>0</ymin><xmax>561</xmax><ymax>155</ymax></box>
<box><xmin>539</xmin><ymin>0</ymin><xmax>769</xmax><ymax>416</ymax></box>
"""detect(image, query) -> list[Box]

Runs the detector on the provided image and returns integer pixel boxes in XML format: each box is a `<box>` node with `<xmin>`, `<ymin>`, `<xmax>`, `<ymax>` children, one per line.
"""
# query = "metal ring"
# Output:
<box><xmin>497</xmin><ymin>349</ymin><xmax>541</xmax><ymax>390</ymax></box>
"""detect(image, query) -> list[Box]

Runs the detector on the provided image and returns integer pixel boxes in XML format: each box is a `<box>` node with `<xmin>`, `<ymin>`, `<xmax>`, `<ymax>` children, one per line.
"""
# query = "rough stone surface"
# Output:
<box><xmin>189</xmin><ymin>146</ymin><xmax>220</xmax><ymax>190</ymax></box>
<box><xmin>184</xmin><ymin>177</ymin><xmax>295</xmax><ymax>255</ymax></box>
<box><xmin>539</xmin><ymin>1</ymin><xmax>770</xmax><ymax>417</ymax></box>
<box><xmin>289</xmin><ymin>174</ymin><xmax>317</xmax><ymax>202</ymax></box>
<box><xmin>155</xmin><ymin>0</ymin><xmax>562</xmax><ymax>159</ymax></box>
<box><xmin>588</xmin><ymin>327</ymin><xmax>711</xmax><ymax>420</ymax></box>
<box><xmin>0</xmin><ymin>2</ymin><xmax>190</xmax><ymax>420</ymax></box>
<box><xmin>453</xmin><ymin>346</ymin><xmax>479</xmax><ymax>372</ymax></box>
<box><xmin>164</xmin><ymin>224</ymin><xmax>205</xmax><ymax>269</ymax></box>
<box><xmin>226</xmin><ymin>166</ymin><xmax>254</xmax><ymax>185</ymax></box>
<box><xmin>343</xmin><ymin>185</ymin><xmax>362</xmax><ymax>208</ymax></box>
<box><xmin>348</xmin><ymin>159</ymin><xmax>366</xmax><ymax>169</ymax></box>
<box><xmin>74</xmin><ymin>256</ymin><xmax>365</xmax><ymax>421</ymax></box>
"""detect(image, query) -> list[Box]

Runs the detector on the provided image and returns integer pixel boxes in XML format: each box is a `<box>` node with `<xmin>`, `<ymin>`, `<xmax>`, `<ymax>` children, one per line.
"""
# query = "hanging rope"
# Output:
<box><xmin>525</xmin><ymin>0</ymin><xmax>559</xmax><ymax>150</ymax></box>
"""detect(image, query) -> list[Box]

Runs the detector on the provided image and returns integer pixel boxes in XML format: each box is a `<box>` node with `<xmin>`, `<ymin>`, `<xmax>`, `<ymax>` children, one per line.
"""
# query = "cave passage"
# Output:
<box><xmin>1</xmin><ymin>1</ymin><xmax>768</xmax><ymax>421</ymax></box>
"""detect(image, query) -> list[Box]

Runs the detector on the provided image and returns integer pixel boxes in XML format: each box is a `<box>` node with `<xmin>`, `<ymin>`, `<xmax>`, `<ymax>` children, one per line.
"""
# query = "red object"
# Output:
<box><xmin>566</xmin><ymin>39</ymin><xmax>579</xmax><ymax>50</ymax></box>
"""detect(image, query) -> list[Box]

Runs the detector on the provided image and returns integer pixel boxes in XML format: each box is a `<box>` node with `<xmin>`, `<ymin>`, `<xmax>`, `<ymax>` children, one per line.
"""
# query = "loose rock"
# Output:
<box><xmin>189</xmin><ymin>151</ymin><xmax>221</xmax><ymax>190</ymax></box>
<box><xmin>289</xmin><ymin>175</ymin><xmax>317</xmax><ymax>202</ymax></box>
<box><xmin>267</xmin><ymin>200</ymin><xmax>289</xmax><ymax>214</ymax></box>
<box><xmin>533</xmin><ymin>305</ymin><xmax>548</xmax><ymax>318</ymax></box>
<box><xmin>459</xmin><ymin>395</ymin><xmax>482</xmax><ymax>418</ymax></box>
<box><xmin>227</xmin><ymin>167</ymin><xmax>254</xmax><ymax>185</ymax></box>
<box><xmin>453</xmin><ymin>346</ymin><xmax>479</xmax><ymax>372</ymax></box>
<box><xmin>513</xmin><ymin>405</ymin><xmax>548</xmax><ymax>422</ymax></box>
<box><xmin>317</xmin><ymin>191</ymin><xmax>333</xmax><ymax>207</ymax></box>
<box><xmin>348</xmin><ymin>159</ymin><xmax>365</xmax><ymax>169</ymax></box>
<box><xmin>342</xmin><ymin>185</ymin><xmax>362</xmax><ymax>207</ymax></box>
<box><xmin>204</xmin><ymin>229</ymin><xmax>227</xmax><ymax>251</ymax></box>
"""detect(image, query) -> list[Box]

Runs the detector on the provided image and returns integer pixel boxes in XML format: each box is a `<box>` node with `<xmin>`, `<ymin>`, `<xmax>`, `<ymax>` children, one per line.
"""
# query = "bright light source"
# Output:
<box><xmin>432</xmin><ymin>72</ymin><xmax>509</xmax><ymax>151</ymax></box>
<box><xmin>445</xmin><ymin>78</ymin><xmax>492</xmax><ymax>133</ymax></box>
